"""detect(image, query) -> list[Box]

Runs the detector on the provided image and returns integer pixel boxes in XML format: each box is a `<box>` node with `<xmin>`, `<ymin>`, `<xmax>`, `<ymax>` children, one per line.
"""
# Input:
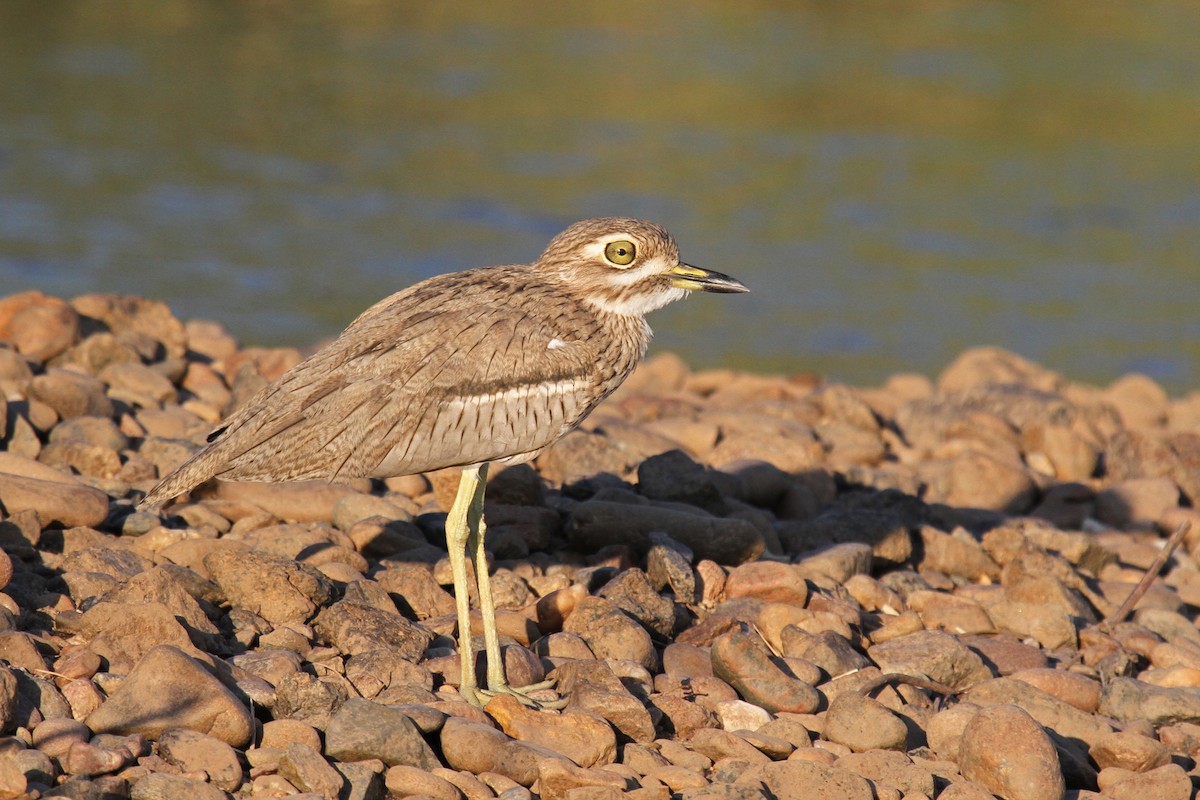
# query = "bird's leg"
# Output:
<box><xmin>445</xmin><ymin>464</ymin><xmax>485</xmax><ymax>707</ymax></box>
<box><xmin>466</xmin><ymin>467</ymin><xmax>563</xmax><ymax>709</ymax></box>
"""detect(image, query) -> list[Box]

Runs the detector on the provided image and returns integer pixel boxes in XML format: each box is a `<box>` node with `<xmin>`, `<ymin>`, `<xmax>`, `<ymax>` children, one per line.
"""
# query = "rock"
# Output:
<box><xmin>710</xmin><ymin>625</ymin><xmax>819</xmax><ymax>714</ymax></box>
<box><xmin>917</xmin><ymin>526</ymin><xmax>1000</xmax><ymax>582</ymax></box>
<box><xmin>78</xmin><ymin>601</ymin><xmax>196</xmax><ymax>674</ymax></box>
<box><xmin>596</xmin><ymin>567</ymin><xmax>676</xmax><ymax>638</ymax></box>
<box><xmin>868</xmin><ymin>630</ymin><xmax>993</xmax><ymax>690</ymax></box>
<box><xmin>1098</xmin><ymin>763</ymin><xmax>1191</xmax><ymax>800</ymax></box>
<box><xmin>27</xmin><ymin>368</ymin><xmax>113</xmax><ymax>419</ymax></box>
<box><xmin>963</xmin><ymin>678</ymin><xmax>1113</xmax><ymax>748</ymax></box>
<box><xmin>959</xmin><ymin>704</ymin><xmax>1063</xmax><ymax>800</ymax></box>
<box><xmin>637</xmin><ymin>449</ymin><xmax>720</xmax><ymax>507</ymax></box>
<box><xmin>71</xmin><ymin>293</ymin><xmax>188</xmax><ymax>360</ymax></box>
<box><xmin>919</xmin><ymin>451</ymin><xmax>1037</xmax><ymax>514</ymax></box>
<box><xmin>31</xmin><ymin>717</ymin><xmax>91</xmax><ymax>760</ymax></box>
<box><xmin>384</xmin><ymin>765</ymin><xmax>463</xmax><ymax>800</ymax></box>
<box><xmin>736</xmin><ymin>760</ymin><xmax>874</xmax><ymax>800</ymax></box>
<box><xmin>536</xmin><ymin>757</ymin><xmax>630</xmax><ymax>800</ymax></box>
<box><xmin>1098</xmin><ymin>677</ymin><xmax>1200</xmax><ymax>727</ymax></box>
<box><xmin>555</xmin><ymin>659</ymin><xmax>656</xmax><ymax>744</ymax></box>
<box><xmin>203</xmin><ymin>479</ymin><xmax>365</xmax><ymax>523</ymax></box>
<box><xmin>794</xmin><ymin>543</ymin><xmax>872</xmax><ymax>583</ymax></box>
<box><xmin>157</xmin><ymin>728</ymin><xmax>244</xmax><ymax>792</ymax></box>
<box><xmin>278</xmin><ymin>742</ymin><xmax>345</xmax><ymax>798</ymax></box>
<box><xmin>86</xmin><ymin>645</ymin><xmax>253</xmax><ymax>747</ymax></box>
<box><xmin>314</xmin><ymin>601</ymin><xmax>433</xmax><ymax>661</ymax></box>
<box><xmin>823</xmin><ymin>693</ymin><xmax>908</xmax><ymax>752</ymax></box>
<box><xmin>1094</xmin><ymin>478</ymin><xmax>1180</xmax><ymax>530</ymax></box>
<box><xmin>324</xmin><ymin>697</ymin><xmax>439</xmax><ymax>769</ymax></box>
<box><xmin>440</xmin><ymin>716</ymin><xmax>570</xmax><ymax>787</ymax></box>
<box><xmin>1</xmin><ymin>292</ymin><xmax>80</xmax><ymax>361</ymax></box>
<box><xmin>203</xmin><ymin>547</ymin><xmax>331</xmax><ymax>625</ymax></box>
<box><xmin>835</xmin><ymin>750</ymin><xmax>934</xmax><ymax>797</ymax></box>
<box><xmin>99</xmin><ymin>362</ymin><xmax>178</xmax><ymax>408</ymax></box>
<box><xmin>129</xmin><ymin>773</ymin><xmax>229</xmax><ymax>800</ymax></box>
<box><xmin>562</xmin><ymin>596</ymin><xmax>656</xmax><ymax>672</ymax></box>
<box><xmin>1089</xmin><ymin>730</ymin><xmax>1170</xmax><ymax>773</ymax></box>
<box><xmin>1008</xmin><ymin>668</ymin><xmax>1101</xmax><ymax>713</ymax></box>
<box><xmin>566</xmin><ymin>500</ymin><xmax>764</xmax><ymax>565</ymax></box>
<box><xmin>486</xmin><ymin>693</ymin><xmax>616</xmax><ymax>767</ymax></box>
<box><xmin>0</xmin><ymin>453</ymin><xmax>111</xmax><ymax>528</ymax></box>
<box><xmin>724</xmin><ymin>562</ymin><xmax>808</xmax><ymax>606</ymax></box>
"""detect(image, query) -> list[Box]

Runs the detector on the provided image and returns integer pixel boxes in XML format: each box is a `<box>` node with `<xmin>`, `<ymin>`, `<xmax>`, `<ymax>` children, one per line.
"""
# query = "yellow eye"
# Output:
<box><xmin>604</xmin><ymin>240</ymin><xmax>636</xmax><ymax>267</ymax></box>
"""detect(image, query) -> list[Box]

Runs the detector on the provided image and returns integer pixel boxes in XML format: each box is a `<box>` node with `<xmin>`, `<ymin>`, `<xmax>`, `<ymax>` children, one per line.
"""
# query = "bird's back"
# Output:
<box><xmin>139</xmin><ymin>265</ymin><xmax>650</xmax><ymax>510</ymax></box>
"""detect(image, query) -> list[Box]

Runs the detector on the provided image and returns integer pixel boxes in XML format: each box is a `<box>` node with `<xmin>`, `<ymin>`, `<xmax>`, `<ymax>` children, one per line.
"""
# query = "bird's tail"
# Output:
<box><xmin>137</xmin><ymin>442</ymin><xmax>222</xmax><ymax>512</ymax></box>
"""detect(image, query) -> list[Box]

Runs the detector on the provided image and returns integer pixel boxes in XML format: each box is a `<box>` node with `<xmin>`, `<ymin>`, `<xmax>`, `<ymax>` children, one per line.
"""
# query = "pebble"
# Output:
<box><xmin>710</xmin><ymin>625</ymin><xmax>820</xmax><ymax>714</ymax></box>
<box><xmin>85</xmin><ymin>644</ymin><xmax>254</xmax><ymax>747</ymax></box>
<box><xmin>157</xmin><ymin>727</ymin><xmax>244</xmax><ymax>791</ymax></box>
<box><xmin>6</xmin><ymin>291</ymin><xmax>1200</xmax><ymax>800</ymax></box>
<box><xmin>822</xmin><ymin>693</ymin><xmax>908</xmax><ymax>753</ymax></box>
<box><xmin>958</xmin><ymin>704</ymin><xmax>1064</xmax><ymax>800</ymax></box>
<box><xmin>562</xmin><ymin>596</ymin><xmax>657</xmax><ymax>671</ymax></box>
<box><xmin>324</xmin><ymin>697</ymin><xmax>439</xmax><ymax>769</ymax></box>
<box><xmin>486</xmin><ymin>693</ymin><xmax>616</xmax><ymax>767</ymax></box>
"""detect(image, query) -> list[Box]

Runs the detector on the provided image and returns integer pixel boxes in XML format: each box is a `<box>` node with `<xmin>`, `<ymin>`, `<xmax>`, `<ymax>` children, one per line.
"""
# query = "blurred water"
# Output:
<box><xmin>1</xmin><ymin>1</ymin><xmax>1198</xmax><ymax>391</ymax></box>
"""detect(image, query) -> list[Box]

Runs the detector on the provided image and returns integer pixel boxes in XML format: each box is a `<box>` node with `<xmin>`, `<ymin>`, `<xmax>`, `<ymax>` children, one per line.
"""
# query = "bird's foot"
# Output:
<box><xmin>463</xmin><ymin>679</ymin><xmax>567</xmax><ymax>710</ymax></box>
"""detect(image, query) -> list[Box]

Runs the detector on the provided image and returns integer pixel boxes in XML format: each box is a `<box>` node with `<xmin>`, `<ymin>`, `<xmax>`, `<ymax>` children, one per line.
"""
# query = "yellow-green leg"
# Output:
<box><xmin>446</xmin><ymin>464</ymin><xmax>559</xmax><ymax>708</ymax></box>
<box><xmin>445</xmin><ymin>464</ymin><xmax>486</xmax><ymax>706</ymax></box>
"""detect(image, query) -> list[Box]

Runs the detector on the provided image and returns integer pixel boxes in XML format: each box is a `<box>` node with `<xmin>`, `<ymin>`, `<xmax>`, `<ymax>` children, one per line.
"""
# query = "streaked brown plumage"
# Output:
<box><xmin>139</xmin><ymin>217</ymin><xmax>747</xmax><ymax>706</ymax></box>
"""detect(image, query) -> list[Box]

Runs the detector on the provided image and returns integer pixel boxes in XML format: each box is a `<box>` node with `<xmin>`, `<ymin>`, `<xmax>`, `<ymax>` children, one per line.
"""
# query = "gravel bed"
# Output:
<box><xmin>1</xmin><ymin>289</ymin><xmax>1200</xmax><ymax>800</ymax></box>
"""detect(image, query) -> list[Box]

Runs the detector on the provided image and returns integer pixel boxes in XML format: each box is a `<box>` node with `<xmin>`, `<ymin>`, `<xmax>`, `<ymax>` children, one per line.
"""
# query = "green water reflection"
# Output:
<box><xmin>1</xmin><ymin>1</ymin><xmax>1198</xmax><ymax>391</ymax></box>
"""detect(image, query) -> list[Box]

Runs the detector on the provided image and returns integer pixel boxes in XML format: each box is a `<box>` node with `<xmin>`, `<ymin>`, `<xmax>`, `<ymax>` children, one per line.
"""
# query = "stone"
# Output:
<box><xmin>1088</xmin><ymin>730</ymin><xmax>1170</xmax><ymax>773</ymax></box>
<box><xmin>556</xmin><ymin>659</ymin><xmax>656</xmax><ymax>744</ymax></box>
<box><xmin>835</xmin><ymin>751</ymin><xmax>934</xmax><ymax>797</ymax></box>
<box><xmin>917</xmin><ymin>526</ymin><xmax>1000</xmax><ymax>582</ymax></box>
<box><xmin>736</xmin><ymin>760</ymin><xmax>874</xmax><ymax>800</ymax></box>
<box><xmin>440</xmin><ymin>716</ymin><xmax>570</xmax><ymax>787</ymax></box>
<box><xmin>822</xmin><ymin>693</ymin><xmax>908</xmax><ymax>752</ymax></box>
<box><xmin>203</xmin><ymin>547</ymin><xmax>331</xmax><ymax>625</ymax></box>
<box><xmin>919</xmin><ymin>451</ymin><xmax>1037</xmax><ymax>515</ymax></box>
<box><xmin>157</xmin><ymin>728</ymin><xmax>244</xmax><ymax>791</ymax></box>
<box><xmin>1094</xmin><ymin>478</ymin><xmax>1180</xmax><ymax>530</ymax></box>
<box><xmin>27</xmin><ymin>368</ymin><xmax>113</xmax><ymax>419</ymax></box>
<box><xmin>562</xmin><ymin>596</ymin><xmax>656</xmax><ymax>672</ymax></box>
<box><xmin>384</xmin><ymin>765</ymin><xmax>463</xmax><ymax>800</ymax></box>
<box><xmin>536</xmin><ymin>758</ymin><xmax>629</xmax><ymax>800</ymax></box>
<box><xmin>710</xmin><ymin>625</ymin><xmax>819</xmax><ymax>714</ymax></box>
<box><xmin>324</xmin><ymin>697</ymin><xmax>439</xmax><ymax>769</ymax></box>
<box><xmin>0</xmin><ymin>453</ymin><xmax>110</xmax><ymax>528</ymax></box>
<box><xmin>486</xmin><ymin>693</ymin><xmax>616</xmax><ymax>767</ymax></box>
<box><xmin>129</xmin><ymin>773</ymin><xmax>229</xmax><ymax>800</ymax></box>
<box><xmin>31</xmin><ymin>717</ymin><xmax>91</xmax><ymax>760</ymax></box>
<box><xmin>596</xmin><ymin>567</ymin><xmax>676</xmax><ymax>639</ymax></box>
<box><xmin>86</xmin><ymin>645</ymin><xmax>253</xmax><ymax>747</ymax></box>
<box><xmin>684</xmin><ymin>728</ymin><xmax>770</xmax><ymax>765</ymax></box>
<box><xmin>1098</xmin><ymin>677</ymin><xmax>1200</xmax><ymax>727</ymax></box>
<box><xmin>314</xmin><ymin>601</ymin><xmax>433</xmax><ymax>661</ymax></box>
<box><xmin>963</xmin><ymin>678</ymin><xmax>1113</xmax><ymax>749</ymax></box>
<box><xmin>1008</xmin><ymin>668</ymin><xmax>1101</xmax><ymax>713</ymax></box>
<box><xmin>78</xmin><ymin>601</ymin><xmax>196</xmax><ymax>674</ymax></box>
<box><xmin>566</xmin><ymin>500</ymin><xmax>764</xmax><ymax>565</ymax></box>
<box><xmin>959</xmin><ymin>704</ymin><xmax>1063</xmax><ymax>800</ymax></box>
<box><xmin>278</xmin><ymin>742</ymin><xmax>345</xmax><ymax>798</ymax></box>
<box><xmin>724</xmin><ymin>562</ymin><xmax>808</xmax><ymax>606</ymax></box>
<box><xmin>1097</xmin><ymin>763</ymin><xmax>1191</xmax><ymax>800</ymax></box>
<box><xmin>867</xmin><ymin>630</ymin><xmax>993</xmax><ymax>690</ymax></box>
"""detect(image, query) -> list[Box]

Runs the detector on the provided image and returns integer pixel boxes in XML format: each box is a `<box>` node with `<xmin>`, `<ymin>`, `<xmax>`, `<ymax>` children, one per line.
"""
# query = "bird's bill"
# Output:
<box><xmin>668</xmin><ymin>263</ymin><xmax>749</xmax><ymax>293</ymax></box>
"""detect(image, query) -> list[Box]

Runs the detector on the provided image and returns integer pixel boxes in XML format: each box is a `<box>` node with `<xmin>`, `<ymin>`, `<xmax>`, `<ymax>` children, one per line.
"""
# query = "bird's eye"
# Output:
<box><xmin>604</xmin><ymin>240</ymin><xmax>637</xmax><ymax>267</ymax></box>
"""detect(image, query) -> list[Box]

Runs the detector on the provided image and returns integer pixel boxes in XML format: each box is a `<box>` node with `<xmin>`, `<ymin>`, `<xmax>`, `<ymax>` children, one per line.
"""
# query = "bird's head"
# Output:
<box><xmin>537</xmin><ymin>217</ymin><xmax>748</xmax><ymax>317</ymax></box>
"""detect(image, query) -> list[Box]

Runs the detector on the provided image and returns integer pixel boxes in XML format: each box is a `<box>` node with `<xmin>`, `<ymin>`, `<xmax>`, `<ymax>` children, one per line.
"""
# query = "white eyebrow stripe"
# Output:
<box><xmin>547</xmin><ymin>338</ymin><xmax>570</xmax><ymax>350</ymax></box>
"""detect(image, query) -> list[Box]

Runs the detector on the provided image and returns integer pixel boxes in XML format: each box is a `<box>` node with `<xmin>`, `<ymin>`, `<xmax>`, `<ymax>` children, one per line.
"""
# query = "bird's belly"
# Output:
<box><xmin>368</xmin><ymin>382</ymin><xmax>594</xmax><ymax>478</ymax></box>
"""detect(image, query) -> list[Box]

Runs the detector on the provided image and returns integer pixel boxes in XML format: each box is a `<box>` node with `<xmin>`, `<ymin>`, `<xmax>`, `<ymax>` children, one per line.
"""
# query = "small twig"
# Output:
<box><xmin>1101</xmin><ymin>521</ymin><xmax>1192</xmax><ymax>629</ymax></box>
<box><xmin>854</xmin><ymin>672</ymin><xmax>958</xmax><ymax>698</ymax></box>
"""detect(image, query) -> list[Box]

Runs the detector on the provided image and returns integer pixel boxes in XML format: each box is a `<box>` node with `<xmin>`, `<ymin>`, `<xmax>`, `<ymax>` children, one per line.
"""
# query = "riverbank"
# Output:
<box><xmin>1</xmin><ymin>289</ymin><xmax>1199</xmax><ymax>800</ymax></box>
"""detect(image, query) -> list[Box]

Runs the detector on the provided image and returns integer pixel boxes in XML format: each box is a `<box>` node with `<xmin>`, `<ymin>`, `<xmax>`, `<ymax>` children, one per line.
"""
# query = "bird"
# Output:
<box><xmin>139</xmin><ymin>217</ymin><xmax>748</xmax><ymax>707</ymax></box>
